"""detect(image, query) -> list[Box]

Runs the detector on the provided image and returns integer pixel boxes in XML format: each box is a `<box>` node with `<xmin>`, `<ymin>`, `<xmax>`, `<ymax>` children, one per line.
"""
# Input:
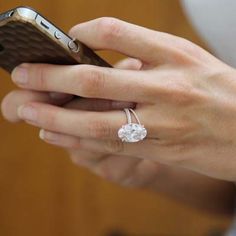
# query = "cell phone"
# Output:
<box><xmin>0</xmin><ymin>6</ymin><xmax>111</xmax><ymax>73</ymax></box>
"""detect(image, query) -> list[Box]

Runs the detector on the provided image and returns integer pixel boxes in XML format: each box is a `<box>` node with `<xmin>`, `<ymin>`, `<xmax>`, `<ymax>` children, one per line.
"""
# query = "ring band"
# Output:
<box><xmin>118</xmin><ymin>108</ymin><xmax>147</xmax><ymax>142</ymax></box>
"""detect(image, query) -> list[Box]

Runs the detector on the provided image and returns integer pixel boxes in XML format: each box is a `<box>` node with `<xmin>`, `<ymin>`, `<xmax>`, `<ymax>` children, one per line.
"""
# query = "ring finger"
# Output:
<box><xmin>17</xmin><ymin>102</ymin><xmax>156</xmax><ymax>140</ymax></box>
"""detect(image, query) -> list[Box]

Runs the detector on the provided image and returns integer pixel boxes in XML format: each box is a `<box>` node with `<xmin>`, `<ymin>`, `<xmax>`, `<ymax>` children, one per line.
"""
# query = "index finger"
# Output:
<box><xmin>12</xmin><ymin>63</ymin><xmax>156</xmax><ymax>103</ymax></box>
<box><xmin>69</xmin><ymin>17</ymin><xmax>178</xmax><ymax>64</ymax></box>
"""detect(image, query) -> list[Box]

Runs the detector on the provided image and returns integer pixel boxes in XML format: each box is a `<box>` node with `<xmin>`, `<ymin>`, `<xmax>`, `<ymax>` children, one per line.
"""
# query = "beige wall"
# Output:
<box><xmin>0</xmin><ymin>1</ymin><xmax>232</xmax><ymax>235</ymax></box>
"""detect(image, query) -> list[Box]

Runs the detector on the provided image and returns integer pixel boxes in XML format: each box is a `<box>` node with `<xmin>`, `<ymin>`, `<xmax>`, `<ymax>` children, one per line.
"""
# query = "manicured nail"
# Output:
<box><xmin>17</xmin><ymin>105</ymin><xmax>37</xmax><ymax>122</ymax></box>
<box><xmin>39</xmin><ymin>129</ymin><xmax>59</xmax><ymax>142</ymax></box>
<box><xmin>39</xmin><ymin>129</ymin><xmax>45</xmax><ymax>140</ymax></box>
<box><xmin>11</xmin><ymin>64</ymin><xmax>29</xmax><ymax>85</ymax></box>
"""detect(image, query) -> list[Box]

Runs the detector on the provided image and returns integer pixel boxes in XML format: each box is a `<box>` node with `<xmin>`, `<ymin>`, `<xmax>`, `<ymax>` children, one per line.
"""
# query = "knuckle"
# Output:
<box><xmin>178</xmin><ymin>38</ymin><xmax>203</xmax><ymax>57</ymax></box>
<box><xmin>34</xmin><ymin>65</ymin><xmax>48</xmax><ymax>90</ymax></box>
<box><xmin>95</xmin><ymin>164</ymin><xmax>113</xmax><ymax>181</ymax></box>
<box><xmin>167</xmin><ymin>122</ymin><xmax>195</xmax><ymax>140</ymax></box>
<box><xmin>78</xmin><ymin>66</ymin><xmax>106</xmax><ymax>97</ymax></box>
<box><xmin>88</xmin><ymin>119</ymin><xmax>112</xmax><ymax>139</ymax></box>
<box><xmin>157</xmin><ymin>139</ymin><xmax>190</xmax><ymax>165</ymax></box>
<box><xmin>39</xmin><ymin>107</ymin><xmax>58</xmax><ymax>129</ymax></box>
<box><xmin>170</xmin><ymin>87</ymin><xmax>193</xmax><ymax>105</ymax></box>
<box><xmin>145</xmin><ymin>82</ymin><xmax>161</xmax><ymax>100</ymax></box>
<box><xmin>170</xmin><ymin>50</ymin><xmax>192</xmax><ymax>65</ymax></box>
<box><xmin>97</xmin><ymin>17</ymin><xmax>123</xmax><ymax>43</ymax></box>
<box><xmin>157</xmin><ymin>79</ymin><xmax>197</xmax><ymax>106</ymax></box>
<box><xmin>104</xmin><ymin>140</ymin><xmax>124</xmax><ymax>153</ymax></box>
<box><xmin>172</xmin><ymin>51</ymin><xmax>201</xmax><ymax>66</ymax></box>
<box><xmin>170</xmin><ymin>38</ymin><xmax>206</xmax><ymax>65</ymax></box>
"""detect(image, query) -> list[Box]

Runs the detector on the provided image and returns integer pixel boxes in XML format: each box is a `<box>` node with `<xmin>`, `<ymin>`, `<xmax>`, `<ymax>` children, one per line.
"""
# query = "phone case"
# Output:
<box><xmin>0</xmin><ymin>7</ymin><xmax>111</xmax><ymax>73</ymax></box>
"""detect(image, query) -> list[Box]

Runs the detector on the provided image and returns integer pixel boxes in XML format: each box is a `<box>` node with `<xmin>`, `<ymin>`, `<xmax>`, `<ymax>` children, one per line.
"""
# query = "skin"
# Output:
<box><xmin>2</xmin><ymin>17</ymin><xmax>236</xmax><ymax>215</ymax></box>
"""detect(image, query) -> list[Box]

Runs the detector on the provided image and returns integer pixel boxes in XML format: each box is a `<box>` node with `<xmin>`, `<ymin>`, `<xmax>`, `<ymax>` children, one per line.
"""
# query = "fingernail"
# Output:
<box><xmin>39</xmin><ymin>129</ymin><xmax>59</xmax><ymax>142</ymax></box>
<box><xmin>12</xmin><ymin>64</ymin><xmax>29</xmax><ymax>85</ymax></box>
<box><xmin>17</xmin><ymin>105</ymin><xmax>37</xmax><ymax>122</ymax></box>
<box><xmin>39</xmin><ymin>129</ymin><xmax>45</xmax><ymax>140</ymax></box>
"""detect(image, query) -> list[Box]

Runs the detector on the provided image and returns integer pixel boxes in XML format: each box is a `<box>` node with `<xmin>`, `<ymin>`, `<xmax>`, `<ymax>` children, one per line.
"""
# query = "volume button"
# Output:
<box><xmin>54</xmin><ymin>31</ymin><xmax>62</xmax><ymax>39</ymax></box>
<box><xmin>68</xmin><ymin>40</ymin><xmax>79</xmax><ymax>53</ymax></box>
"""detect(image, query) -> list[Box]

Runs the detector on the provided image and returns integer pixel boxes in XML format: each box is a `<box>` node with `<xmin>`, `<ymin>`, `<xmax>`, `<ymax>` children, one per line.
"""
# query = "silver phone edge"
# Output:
<box><xmin>14</xmin><ymin>7</ymin><xmax>79</xmax><ymax>53</ymax></box>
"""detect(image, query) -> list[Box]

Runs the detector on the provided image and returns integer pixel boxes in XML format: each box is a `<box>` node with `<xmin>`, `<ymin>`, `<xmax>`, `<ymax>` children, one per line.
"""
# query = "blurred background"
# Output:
<box><xmin>0</xmin><ymin>0</ymin><xmax>233</xmax><ymax>235</ymax></box>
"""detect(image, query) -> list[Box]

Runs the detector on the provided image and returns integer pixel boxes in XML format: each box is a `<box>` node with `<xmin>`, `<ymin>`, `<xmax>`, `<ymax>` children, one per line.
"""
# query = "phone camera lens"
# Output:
<box><xmin>7</xmin><ymin>11</ymin><xmax>14</xmax><ymax>17</ymax></box>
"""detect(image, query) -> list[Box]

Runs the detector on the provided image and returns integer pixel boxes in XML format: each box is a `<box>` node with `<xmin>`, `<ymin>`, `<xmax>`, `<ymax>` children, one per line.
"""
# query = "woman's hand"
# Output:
<box><xmin>2</xmin><ymin>58</ymin><xmax>161</xmax><ymax>187</ymax></box>
<box><xmin>4</xmin><ymin>17</ymin><xmax>236</xmax><ymax>181</ymax></box>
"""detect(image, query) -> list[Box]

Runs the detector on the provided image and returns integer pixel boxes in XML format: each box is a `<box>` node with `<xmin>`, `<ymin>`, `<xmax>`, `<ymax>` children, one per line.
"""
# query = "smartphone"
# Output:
<box><xmin>0</xmin><ymin>6</ymin><xmax>111</xmax><ymax>73</ymax></box>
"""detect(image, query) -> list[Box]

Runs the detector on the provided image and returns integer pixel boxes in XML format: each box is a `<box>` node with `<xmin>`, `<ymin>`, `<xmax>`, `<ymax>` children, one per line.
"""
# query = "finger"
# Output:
<box><xmin>69</xmin><ymin>17</ymin><xmax>180</xmax><ymax>64</ymax></box>
<box><xmin>11</xmin><ymin>63</ymin><xmax>154</xmax><ymax>103</ymax></box>
<box><xmin>64</xmin><ymin>97</ymin><xmax>135</xmax><ymax>111</ymax></box>
<box><xmin>69</xmin><ymin>148</ymin><xmax>141</xmax><ymax>184</ymax></box>
<box><xmin>114</xmin><ymin>58</ymin><xmax>142</xmax><ymax>70</ymax></box>
<box><xmin>1</xmin><ymin>89</ymin><xmax>134</xmax><ymax>123</ymax></box>
<box><xmin>39</xmin><ymin>128</ymin><xmax>149</xmax><ymax>159</ymax></box>
<box><xmin>1</xmin><ymin>90</ymin><xmax>72</xmax><ymax>122</ymax></box>
<box><xmin>65</xmin><ymin>144</ymin><xmax>160</xmax><ymax>188</ymax></box>
<box><xmin>17</xmin><ymin>102</ymin><xmax>155</xmax><ymax>140</ymax></box>
<box><xmin>39</xmin><ymin>129</ymin><xmax>178</xmax><ymax>169</ymax></box>
<box><xmin>39</xmin><ymin>126</ymin><xmax>188</xmax><ymax>167</ymax></box>
<box><xmin>39</xmin><ymin>123</ymin><xmax>190</xmax><ymax>168</ymax></box>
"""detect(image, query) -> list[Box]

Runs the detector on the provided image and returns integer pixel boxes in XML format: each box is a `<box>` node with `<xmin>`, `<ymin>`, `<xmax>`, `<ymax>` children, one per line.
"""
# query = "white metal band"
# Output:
<box><xmin>129</xmin><ymin>108</ymin><xmax>141</xmax><ymax>125</ymax></box>
<box><xmin>124</xmin><ymin>108</ymin><xmax>141</xmax><ymax>125</ymax></box>
<box><xmin>124</xmin><ymin>108</ymin><xmax>132</xmax><ymax>124</ymax></box>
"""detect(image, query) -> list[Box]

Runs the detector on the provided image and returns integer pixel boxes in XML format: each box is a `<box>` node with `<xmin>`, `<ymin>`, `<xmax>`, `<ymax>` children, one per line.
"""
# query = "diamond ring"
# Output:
<box><xmin>118</xmin><ymin>108</ymin><xmax>147</xmax><ymax>143</ymax></box>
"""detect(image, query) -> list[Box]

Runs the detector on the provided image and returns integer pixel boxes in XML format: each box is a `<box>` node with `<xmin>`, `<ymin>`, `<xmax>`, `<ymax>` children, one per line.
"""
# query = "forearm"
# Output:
<box><xmin>148</xmin><ymin>164</ymin><xmax>236</xmax><ymax>215</ymax></box>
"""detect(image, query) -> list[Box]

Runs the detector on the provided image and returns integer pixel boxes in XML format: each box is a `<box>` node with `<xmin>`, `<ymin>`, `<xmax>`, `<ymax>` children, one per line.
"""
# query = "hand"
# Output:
<box><xmin>2</xmin><ymin>58</ymin><xmax>162</xmax><ymax>187</ymax></box>
<box><xmin>5</xmin><ymin>17</ymin><xmax>236</xmax><ymax>181</ymax></box>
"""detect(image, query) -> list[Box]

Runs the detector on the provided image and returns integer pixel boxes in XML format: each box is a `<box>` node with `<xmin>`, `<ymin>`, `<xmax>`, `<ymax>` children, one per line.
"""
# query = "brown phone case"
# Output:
<box><xmin>0</xmin><ymin>6</ymin><xmax>111</xmax><ymax>73</ymax></box>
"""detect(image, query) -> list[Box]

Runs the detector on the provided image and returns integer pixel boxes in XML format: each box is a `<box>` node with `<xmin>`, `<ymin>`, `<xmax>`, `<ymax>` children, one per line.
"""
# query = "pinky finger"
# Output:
<box><xmin>39</xmin><ymin>129</ymin><xmax>183</xmax><ymax>168</ymax></box>
<box><xmin>39</xmin><ymin>129</ymin><xmax>151</xmax><ymax>160</ymax></box>
<box><xmin>39</xmin><ymin>129</ymin><xmax>123</xmax><ymax>155</ymax></box>
<box><xmin>39</xmin><ymin>128</ymin><xmax>125</xmax><ymax>154</ymax></box>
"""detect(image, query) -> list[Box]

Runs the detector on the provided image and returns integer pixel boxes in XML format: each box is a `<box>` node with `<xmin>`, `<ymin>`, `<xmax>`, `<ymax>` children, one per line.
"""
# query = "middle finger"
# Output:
<box><xmin>1</xmin><ymin>89</ymin><xmax>72</xmax><ymax>122</ymax></box>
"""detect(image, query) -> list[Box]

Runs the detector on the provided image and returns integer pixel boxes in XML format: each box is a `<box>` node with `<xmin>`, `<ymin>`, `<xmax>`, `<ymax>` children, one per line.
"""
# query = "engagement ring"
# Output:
<box><xmin>118</xmin><ymin>108</ymin><xmax>147</xmax><ymax>143</ymax></box>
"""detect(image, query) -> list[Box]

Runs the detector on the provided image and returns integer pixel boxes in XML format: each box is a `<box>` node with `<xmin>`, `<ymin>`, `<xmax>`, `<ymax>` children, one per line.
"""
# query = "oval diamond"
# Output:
<box><xmin>118</xmin><ymin>123</ymin><xmax>147</xmax><ymax>142</ymax></box>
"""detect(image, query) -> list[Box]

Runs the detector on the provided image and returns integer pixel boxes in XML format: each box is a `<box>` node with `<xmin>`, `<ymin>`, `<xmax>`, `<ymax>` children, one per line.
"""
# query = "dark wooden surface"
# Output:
<box><xmin>0</xmin><ymin>1</ymin><xmax>232</xmax><ymax>235</ymax></box>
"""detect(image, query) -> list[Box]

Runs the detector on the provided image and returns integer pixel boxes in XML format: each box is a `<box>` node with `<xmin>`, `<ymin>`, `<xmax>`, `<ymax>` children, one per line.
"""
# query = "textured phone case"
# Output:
<box><xmin>0</xmin><ymin>9</ymin><xmax>111</xmax><ymax>73</ymax></box>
